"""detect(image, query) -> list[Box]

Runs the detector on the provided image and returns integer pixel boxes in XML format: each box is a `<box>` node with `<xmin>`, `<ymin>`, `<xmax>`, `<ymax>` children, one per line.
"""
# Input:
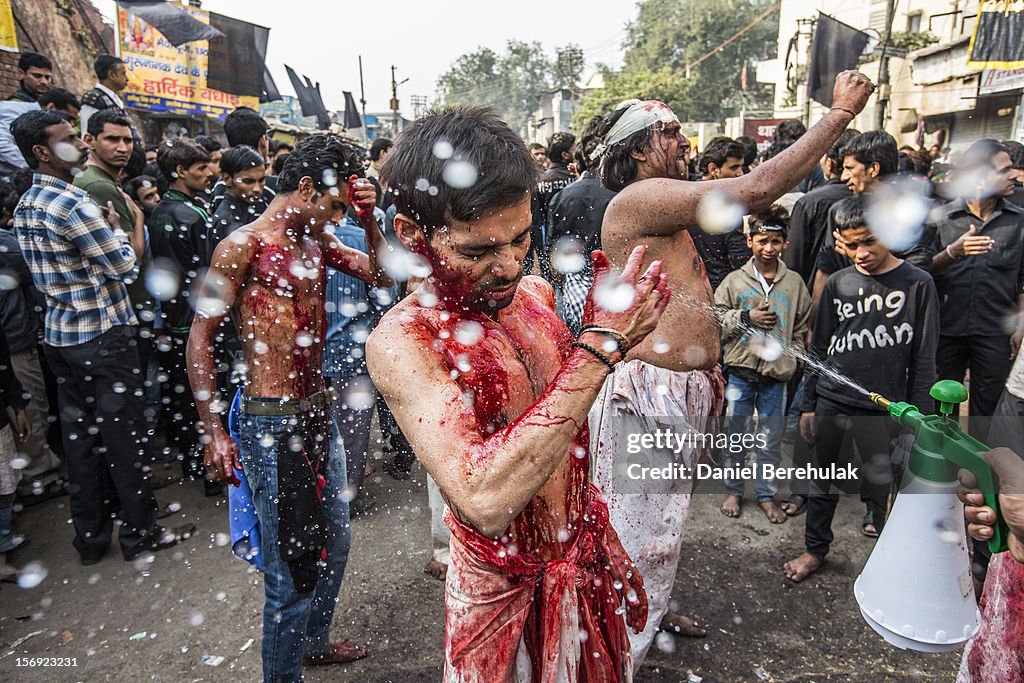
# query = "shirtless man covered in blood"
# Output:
<box><xmin>186</xmin><ymin>136</ymin><xmax>390</xmax><ymax>682</ymax></box>
<box><xmin>367</xmin><ymin>107</ymin><xmax>667</xmax><ymax>681</ymax></box>
<box><xmin>593</xmin><ymin>72</ymin><xmax>876</xmax><ymax>668</ymax></box>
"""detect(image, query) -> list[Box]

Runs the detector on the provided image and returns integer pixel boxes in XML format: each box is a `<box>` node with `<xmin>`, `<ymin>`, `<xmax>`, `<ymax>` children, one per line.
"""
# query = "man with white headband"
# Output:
<box><xmin>589</xmin><ymin>71</ymin><xmax>875</xmax><ymax>670</ymax></box>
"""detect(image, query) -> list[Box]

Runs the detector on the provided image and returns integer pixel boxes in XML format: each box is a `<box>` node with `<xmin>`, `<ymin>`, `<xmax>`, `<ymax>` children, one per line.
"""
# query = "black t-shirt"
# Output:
<box><xmin>804</xmin><ymin>262</ymin><xmax>939</xmax><ymax>412</ymax></box>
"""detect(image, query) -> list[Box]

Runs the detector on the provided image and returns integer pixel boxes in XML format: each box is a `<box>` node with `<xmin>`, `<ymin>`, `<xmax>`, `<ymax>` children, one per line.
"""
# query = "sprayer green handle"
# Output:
<box><xmin>942</xmin><ymin>448</ymin><xmax>1010</xmax><ymax>554</ymax></box>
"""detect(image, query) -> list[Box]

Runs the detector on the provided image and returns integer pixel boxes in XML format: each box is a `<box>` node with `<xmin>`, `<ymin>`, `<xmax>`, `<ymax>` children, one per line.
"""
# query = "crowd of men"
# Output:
<box><xmin>0</xmin><ymin>49</ymin><xmax>1022</xmax><ymax>683</ymax></box>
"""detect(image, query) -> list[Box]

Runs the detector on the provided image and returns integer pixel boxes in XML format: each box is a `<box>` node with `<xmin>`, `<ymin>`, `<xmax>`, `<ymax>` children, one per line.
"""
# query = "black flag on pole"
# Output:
<box><xmin>343</xmin><ymin>92</ymin><xmax>362</xmax><ymax>129</ymax></box>
<box><xmin>206</xmin><ymin>13</ymin><xmax>280</xmax><ymax>101</ymax></box>
<box><xmin>114</xmin><ymin>0</ymin><xmax>222</xmax><ymax>46</ymax></box>
<box><xmin>967</xmin><ymin>1</ymin><xmax>1024</xmax><ymax>68</ymax></box>
<box><xmin>807</xmin><ymin>13</ymin><xmax>870</xmax><ymax>107</ymax></box>
<box><xmin>285</xmin><ymin>65</ymin><xmax>330</xmax><ymax>129</ymax></box>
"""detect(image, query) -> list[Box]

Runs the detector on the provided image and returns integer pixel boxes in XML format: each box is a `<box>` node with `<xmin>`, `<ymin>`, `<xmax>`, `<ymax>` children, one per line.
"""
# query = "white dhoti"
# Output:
<box><xmin>589</xmin><ymin>360</ymin><xmax>723</xmax><ymax>669</ymax></box>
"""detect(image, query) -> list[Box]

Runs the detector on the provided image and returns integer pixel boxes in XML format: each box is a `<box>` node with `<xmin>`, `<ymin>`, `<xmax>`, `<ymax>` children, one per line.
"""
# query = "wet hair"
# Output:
<box><xmin>735</xmin><ymin>136</ymin><xmax>759</xmax><ymax>167</ymax></box>
<box><xmin>369</xmin><ymin>137</ymin><xmax>392</xmax><ymax>162</ymax></box>
<box><xmin>840</xmin><ymin>130</ymin><xmax>899</xmax><ymax>177</ymax></box>
<box><xmin>124</xmin><ymin>174</ymin><xmax>159</xmax><ymax>201</ymax></box>
<box><xmin>194</xmin><ymin>135</ymin><xmax>222</xmax><ymax>155</ymax></box>
<box><xmin>1003</xmin><ymin>140</ymin><xmax>1024</xmax><ymax>170</ymax></box>
<box><xmin>272</xmin><ymin>152</ymin><xmax>289</xmax><ymax>176</ymax></box>
<box><xmin>546</xmin><ymin>131</ymin><xmax>575</xmax><ymax>163</ymax></box>
<box><xmin>277</xmin><ymin>134</ymin><xmax>364</xmax><ymax>194</ymax></box>
<box><xmin>224</xmin><ymin>107</ymin><xmax>268</xmax><ymax>149</ymax></box>
<box><xmin>573</xmin><ymin>116</ymin><xmax>606</xmax><ymax>173</ymax></box>
<box><xmin>11</xmin><ymin>109</ymin><xmax>68</xmax><ymax>169</ymax></box>
<box><xmin>220</xmin><ymin>144</ymin><xmax>265</xmax><ymax>177</ymax></box>
<box><xmin>747</xmin><ymin>204</ymin><xmax>790</xmax><ymax>236</ymax></box>
<box><xmin>18</xmin><ymin>53</ymin><xmax>51</xmax><ymax>72</ymax></box>
<box><xmin>698</xmin><ymin>136</ymin><xmax>746</xmax><ymax>176</ymax></box>
<box><xmin>38</xmin><ymin>88</ymin><xmax>79</xmax><ymax>114</ymax></box>
<box><xmin>157</xmin><ymin>139</ymin><xmax>211</xmax><ymax>182</ymax></box>
<box><xmin>832</xmin><ymin>195</ymin><xmax>868</xmax><ymax>233</ymax></box>
<box><xmin>825</xmin><ymin>129</ymin><xmax>861</xmax><ymax>172</ymax></box>
<box><xmin>86</xmin><ymin>109</ymin><xmax>132</xmax><ymax>138</ymax></box>
<box><xmin>269</xmin><ymin>138</ymin><xmax>293</xmax><ymax>155</ymax></box>
<box><xmin>597</xmin><ymin>106</ymin><xmax>656</xmax><ymax>192</ymax></box>
<box><xmin>380</xmin><ymin>105</ymin><xmax>537</xmax><ymax>237</ymax></box>
<box><xmin>93</xmin><ymin>54</ymin><xmax>124</xmax><ymax>81</ymax></box>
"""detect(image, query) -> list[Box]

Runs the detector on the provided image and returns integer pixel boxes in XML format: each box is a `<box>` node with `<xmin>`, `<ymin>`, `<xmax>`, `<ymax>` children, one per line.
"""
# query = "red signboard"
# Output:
<box><xmin>743</xmin><ymin>118</ymin><xmax>781</xmax><ymax>154</ymax></box>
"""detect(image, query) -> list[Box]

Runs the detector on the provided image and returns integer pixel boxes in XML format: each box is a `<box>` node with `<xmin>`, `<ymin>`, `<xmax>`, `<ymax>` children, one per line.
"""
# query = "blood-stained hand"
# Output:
<box><xmin>581</xmin><ymin>245</ymin><xmax>671</xmax><ymax>352</ymax></box>
<box><xmin>830</xmin><ymin>71</ymin><xmax>875</xmax><ymax>116</ymax></box>
<box><xmin>605</xmin><ymin>523</ymin><xmax>648</xmax><ymax>633</ymax></box>
<box><xmin>206</xmin><ymin>430</ymin><xmax>241</xmax><ymax>486</ymax></box>
<box><xmin>347</xmin><ymin>174</ymin><xmax>376</xmax><ymax>221</ymax></box>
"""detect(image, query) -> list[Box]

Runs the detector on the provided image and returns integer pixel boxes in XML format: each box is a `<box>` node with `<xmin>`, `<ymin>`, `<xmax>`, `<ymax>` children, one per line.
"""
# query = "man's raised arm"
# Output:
<box><xmin>367</xmin><ymin>246</ymin><xmax>668</xmax><ymax>538</ymax></box>
<box><xmin>609</xmin><ymin>71</ymin><xmax>875</xmax><ymax>238</ymax></box>
<box><xmin>186</xmin><ymin>231</ymin><xmax>253</xmax><ymax>486</ymax></box>
<box><xmin>323</xmin><ymin>176</ymin><xmax>394</xmax><ymax>288</ymax></box>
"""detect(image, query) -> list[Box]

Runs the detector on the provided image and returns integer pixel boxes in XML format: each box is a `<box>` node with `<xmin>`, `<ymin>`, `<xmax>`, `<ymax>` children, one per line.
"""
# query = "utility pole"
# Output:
<box><xmin>358</xmin><ymin>56</ymin><xmax>368</xmax><ymax>142</ymax></box>
<box><xmin>875</xmin><ymin>0</ymin><xmax>897</xmax><ymax>131</ymax></box>
<box><xmin>390</xmin><ymin>65</ymin><xmax>399</xmax><ymax>137</ymax></box>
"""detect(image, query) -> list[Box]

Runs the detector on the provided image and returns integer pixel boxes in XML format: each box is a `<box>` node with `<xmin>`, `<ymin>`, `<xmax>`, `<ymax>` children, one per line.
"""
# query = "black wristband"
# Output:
<box><xmin>572</xmin><ymin>341</ymin><xmax>617</xmax><ymax>372</ymax></box>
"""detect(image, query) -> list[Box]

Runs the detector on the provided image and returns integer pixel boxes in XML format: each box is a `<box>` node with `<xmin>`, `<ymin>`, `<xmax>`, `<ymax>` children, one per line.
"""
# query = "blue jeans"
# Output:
<box><xmin>723</xmin><ymin>376</ymin><xmax>786</xmax><ymax>501</ymax></box>
<box><xmin>237</xmin><ymin>409</ymin><xmax>351</xmax><ymax>683</ymax></box>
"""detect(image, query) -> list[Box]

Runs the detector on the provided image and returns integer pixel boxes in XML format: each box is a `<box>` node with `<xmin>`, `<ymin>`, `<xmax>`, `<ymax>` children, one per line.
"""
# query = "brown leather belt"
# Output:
<box><xmin>240</xmin><ymin>390</ymin><xmax>331</xmax><ymax>416</ymax></box>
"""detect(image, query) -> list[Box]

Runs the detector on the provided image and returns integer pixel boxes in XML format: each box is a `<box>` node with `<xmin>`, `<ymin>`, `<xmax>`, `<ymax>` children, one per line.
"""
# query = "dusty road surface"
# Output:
<box><xmin>1</xmin><ymin>454</ymin><xmax>962</xmax><ymax>683</ymax></box>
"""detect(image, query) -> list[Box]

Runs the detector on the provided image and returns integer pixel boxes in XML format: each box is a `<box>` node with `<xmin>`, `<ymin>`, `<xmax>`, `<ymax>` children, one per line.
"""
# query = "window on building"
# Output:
<box><xmin>907</xmin><ymin>12</ymin><xmax>922</xmax><ymax>33</ymax></box>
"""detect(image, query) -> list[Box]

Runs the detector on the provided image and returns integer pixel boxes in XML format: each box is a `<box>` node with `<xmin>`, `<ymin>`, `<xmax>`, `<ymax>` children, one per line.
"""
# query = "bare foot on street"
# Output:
<box><xmin>759</xmin><ymin>500</ymin><xmax>787</xmax><ymax>524</ymax></box>
<box><xmin>720</xmin><ymin>494</ymin><xmax>741</xmax><ymax>518</ymax></box>
<box><xmin>659</xmin><ymin>611</ymin><xmax>706</xmax><ymax>638</ymax></box>
<box><xmin>424</xmin><ymin>559</ymin><xmax>448</xmax><ymax>581</ymax></box>
<box><xmin>783</xmin><ymin>552</ymin><xmax>822</xmax><ymax>583</ymax></box>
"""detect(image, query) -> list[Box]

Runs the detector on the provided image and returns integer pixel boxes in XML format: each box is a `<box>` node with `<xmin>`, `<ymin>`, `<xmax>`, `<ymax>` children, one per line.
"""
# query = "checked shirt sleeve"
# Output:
<box><xmin>64</xmin><ymin>199</ymin><xmax>138</xmax><ymax>282</ymax></box>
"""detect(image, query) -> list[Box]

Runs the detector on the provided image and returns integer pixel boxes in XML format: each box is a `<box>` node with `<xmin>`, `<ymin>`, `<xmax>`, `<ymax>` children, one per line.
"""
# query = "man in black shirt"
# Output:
<box><xmin>782</xmin><ymin>129</ymin><xmax>859</xmax><ymax>285</ymax></box>
<box><xmin>785</xmin><ymin>195</ymin><xmax>939</xmax><ymax>583</ymax></box>
<box><xmin>932</xmin><ymin>139</ymin><xmax>1024</xmax><ymax>440</ymax></box>
<box><xmin>526</xmin><ymin>132</ymin><xmax>576</xmax><ymax>279</ymax></box>
<box><xmin>545</xmin><ymin>118</ymin><xmax>614</xmax><ymax>334</ymax></box>
<box><xmin>1004</xmin><ymin>140</ymin><xmax>1024</xmax><ymax>207</ymax></box>
<box><xmin>687</xmin><ymin>136</ymin><xmax>750</xmax><ymax>291</ymax></box>
<box><xmin>812</xmin><ymin>131</ymin><xmax>935</xmax><ymax>309</ymax></box>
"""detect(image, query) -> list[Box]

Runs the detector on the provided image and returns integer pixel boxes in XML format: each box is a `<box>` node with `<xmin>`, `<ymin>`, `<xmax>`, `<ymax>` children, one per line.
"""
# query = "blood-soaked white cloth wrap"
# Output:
<box><xmin>589</xmin><ymin>100</ymin><xmax>679</xmax><ymax>161</ymax></box>
<box><xmin>957</xmin><ymin>551</ymin><xmax>1024</xmax><ymax>682</ymax></box>
<box><xmin>589</xmin><ymin>359</ymin><xmax>723</xmax><ymax>671</ymax></box>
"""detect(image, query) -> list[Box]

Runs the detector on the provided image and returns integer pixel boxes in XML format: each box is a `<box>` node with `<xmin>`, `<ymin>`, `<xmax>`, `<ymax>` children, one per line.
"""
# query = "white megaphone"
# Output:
<box><xmin>855</xmin><ymin>382</ymin><xmax>1010</xmax><ymax>653</ymax></box>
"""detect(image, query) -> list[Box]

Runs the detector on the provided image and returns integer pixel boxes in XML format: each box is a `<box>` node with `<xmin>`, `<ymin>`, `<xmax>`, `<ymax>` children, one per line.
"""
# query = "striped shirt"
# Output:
<box><xmin>14</xmin><ymin>173</ymin><xmax>138</xmax><ymax>347</ymax></box>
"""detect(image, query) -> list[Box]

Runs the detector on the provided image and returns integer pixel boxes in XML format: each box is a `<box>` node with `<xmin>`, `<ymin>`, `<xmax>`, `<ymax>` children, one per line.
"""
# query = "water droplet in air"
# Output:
<box><xmin>295</xmin><ymin>332</ymin><xmax>314</xmax><ymax>348</ymax></box>
<box><xmin>749</xmin><ymin>333</ymin><xmax>784</xmax><ymax>361</ymax></box>
<box><xmin>432</xmin><ymin>140</ymin><xmax>454</xmax><ymax>159</ymax></box>
<box><xmin>593</xmin><ymin>278</ymin><xmax>634</xmax><ymax>313</ymax></box>
<box><xmin>443</xmin><ymin>160</ymin><xmax>478</xmax><ymax>189</ymax></box>
<box><xmin>454</xmin><ymin>320</ymin><xmax>484</xmax><ymax>346</ymax></box>
<box><xmin>655</xmin><ymin>632</ymin><xmax>676</xmax><ymax>653</ymax></box>
<box><xmin>145</xmin><ymin>261</ymin><xmax>180</xmax><ymax>301</ymax></box>
<box><xmin>17</xmin><ymin>561</ymin><xmax>48</xmax><ymax>588</ymax></box>
<box><xmin>550</xmin><ymin>235</ymin><xmax>587</xmax><ymax>275</ymax></box>
<box><xmin>696</xmin><ymin>191</ymin><xmax>745</xmax><ymax>235</ymax></box>
<box><xmin>379</xmin><ymin>247</ymin><xmax>432</xmax><ymax>281</ymax></box>
<box><xmin>866</xmin><ymin>177</ymin><xmax>930</xmax><ymax>252</ymax></box>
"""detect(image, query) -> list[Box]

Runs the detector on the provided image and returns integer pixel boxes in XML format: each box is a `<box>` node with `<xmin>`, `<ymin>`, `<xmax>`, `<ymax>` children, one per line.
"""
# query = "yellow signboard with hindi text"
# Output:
<box><xmin>116</xmin><ymin>3</ymin><xmax>258</xmax><ymax>121</ymax></box>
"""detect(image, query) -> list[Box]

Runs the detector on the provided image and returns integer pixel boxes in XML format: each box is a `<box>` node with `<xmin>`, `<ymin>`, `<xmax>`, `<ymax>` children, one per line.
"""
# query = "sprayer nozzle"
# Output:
<box><xmin>869</xmin><ymin>393</ymin><xmax>891</xmax><ymax>409</ymax></box>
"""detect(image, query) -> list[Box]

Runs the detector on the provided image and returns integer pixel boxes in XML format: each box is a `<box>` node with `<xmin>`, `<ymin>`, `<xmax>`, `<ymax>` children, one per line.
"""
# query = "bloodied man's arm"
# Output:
<box><xmin>606</xmin><ymin>72</ymin><xmax>875</xmax><ymax>239</ymax></box>
<box><xmin>367</xmin><ymin>247</ymin><xmax>669</xmax><ymax>538</ymax></box>
<box><xmin>186</xmin><ymin>230</ymin><xmax>255</xmax><ymax>485</ymax></box>
<box><xmin>322</xmin><ymin>176</ymin><xmax>394</xmax><ymax>288</ymax></box>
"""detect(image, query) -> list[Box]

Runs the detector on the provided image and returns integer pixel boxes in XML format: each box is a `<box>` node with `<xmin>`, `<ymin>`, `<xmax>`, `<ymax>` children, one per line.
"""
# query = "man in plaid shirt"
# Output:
<box><xmin>11</xmin><ymin>110</ymin><xmax>193</xmax><ymax>564</ymax></box>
